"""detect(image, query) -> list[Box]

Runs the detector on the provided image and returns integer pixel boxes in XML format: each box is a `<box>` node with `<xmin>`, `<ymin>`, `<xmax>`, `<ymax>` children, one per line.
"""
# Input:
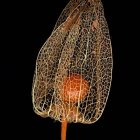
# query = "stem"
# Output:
<box><xmin>61</xmin><ymin>120</ymin><xmax>68</xmax><ymax>140</ymax></box>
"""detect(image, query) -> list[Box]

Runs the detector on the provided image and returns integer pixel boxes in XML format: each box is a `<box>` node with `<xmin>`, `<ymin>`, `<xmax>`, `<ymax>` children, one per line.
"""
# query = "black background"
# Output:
<box><xmin>1</xmin><ymin>0</ymin><xmax>131</xmax><ymax>139</ymax></box>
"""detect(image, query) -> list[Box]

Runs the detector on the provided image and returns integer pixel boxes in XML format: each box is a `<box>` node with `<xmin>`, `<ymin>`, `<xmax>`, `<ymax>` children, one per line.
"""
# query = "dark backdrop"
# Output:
<box><xmin>1</xmin><ymin>0</ymin><xmax>128</xmax><ymax>139</ymax></box>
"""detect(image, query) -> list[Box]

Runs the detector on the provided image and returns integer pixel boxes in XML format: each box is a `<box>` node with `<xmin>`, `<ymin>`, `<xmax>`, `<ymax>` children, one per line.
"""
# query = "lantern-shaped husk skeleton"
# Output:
<box><xmin>32</xmin><ymin>0</ymin><xmax>113</xmax><ymax>139</ymax></box>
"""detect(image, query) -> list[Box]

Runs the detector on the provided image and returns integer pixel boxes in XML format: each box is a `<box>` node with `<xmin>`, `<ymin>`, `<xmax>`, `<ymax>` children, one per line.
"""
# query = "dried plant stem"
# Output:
<box><xmin>61</xmin><ymin>120</ymin><xmax>68</xmax><ymax>140</ymax></box>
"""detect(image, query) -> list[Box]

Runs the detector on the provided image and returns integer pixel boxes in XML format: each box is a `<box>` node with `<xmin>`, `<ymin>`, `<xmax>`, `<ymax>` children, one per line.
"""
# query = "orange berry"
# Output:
<box><xmin>61</xmin><ymin>74</ymin><xmax>89</xmax><ymax>103</ymax></box>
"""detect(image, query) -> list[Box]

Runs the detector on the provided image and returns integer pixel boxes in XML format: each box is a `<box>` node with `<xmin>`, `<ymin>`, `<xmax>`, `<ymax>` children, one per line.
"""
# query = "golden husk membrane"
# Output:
<box><xmin>32</xmin><ymin>0</ymin><xmax>113</xmax><ymax>124</ymax></box>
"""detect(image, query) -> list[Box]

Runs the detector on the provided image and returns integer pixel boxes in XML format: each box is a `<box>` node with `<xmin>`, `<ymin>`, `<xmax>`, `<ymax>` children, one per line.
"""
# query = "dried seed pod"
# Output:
<box><xmin>32</xmin><ymin>0</ymin><xmax>112</xmax><ymax>126</ymax></box>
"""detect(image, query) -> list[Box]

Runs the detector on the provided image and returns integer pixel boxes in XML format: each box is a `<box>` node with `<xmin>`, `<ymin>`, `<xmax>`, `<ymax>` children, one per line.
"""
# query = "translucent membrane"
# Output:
<box><xmin>32</xmin><ymin>0</ymin><xmax>113</xmax><ymax>126</ymax></box>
